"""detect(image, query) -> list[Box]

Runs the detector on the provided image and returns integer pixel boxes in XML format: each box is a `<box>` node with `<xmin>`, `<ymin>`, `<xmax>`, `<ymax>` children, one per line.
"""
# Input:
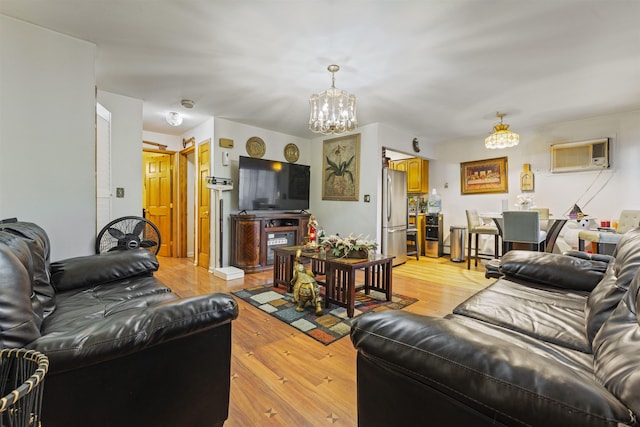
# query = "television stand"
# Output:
<box><xmin>230</xmin><ymin>212</ymin><xmax>310</xmax><ymax>273</ymax></box>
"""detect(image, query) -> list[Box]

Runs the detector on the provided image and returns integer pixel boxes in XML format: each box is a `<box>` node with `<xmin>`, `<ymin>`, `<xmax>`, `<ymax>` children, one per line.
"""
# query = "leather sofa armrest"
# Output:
<box><xmin>29</xmin><ymin>293</ymin><xmax>238</xmax><ymax>372</ymax></box>
<box><xmin>499</xmin><ymin>250</ymin><xmax>609</xmax><ymax>292</ymax></box>
<box><xmin>351</xmin><ymin>311</ymin><xmax>633</xmax><ymax>426</ymax></box>
<box><xmin>51</xmin><ymin>250</ymin><xmax>159</xmax><ymax>291</ymax></box>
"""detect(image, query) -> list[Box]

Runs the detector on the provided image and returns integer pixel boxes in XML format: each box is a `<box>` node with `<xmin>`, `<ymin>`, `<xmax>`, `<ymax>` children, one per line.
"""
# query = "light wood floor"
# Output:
<box><xmin>155</xmin><ymin>255</ymin><xmax>492</xmax><ymax>427</ymax></box>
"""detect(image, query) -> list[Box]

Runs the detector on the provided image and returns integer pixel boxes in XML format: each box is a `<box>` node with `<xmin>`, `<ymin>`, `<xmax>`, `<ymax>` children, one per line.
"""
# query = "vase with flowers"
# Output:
<box><xmin>515</xmin><ymin>194</ymin><xmax>535</xmax><ymax>210</ymax></box>
<box><xmin>319</xmin><ymin>234</ymin><xmax>378</xmax><ymax>259</ymax></box>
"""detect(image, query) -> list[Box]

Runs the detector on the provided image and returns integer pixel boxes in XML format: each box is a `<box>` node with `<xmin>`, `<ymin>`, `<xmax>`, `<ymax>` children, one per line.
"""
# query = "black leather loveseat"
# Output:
<box><xmin>351</xmin><ymin>227</ymin><xmax>640</xmax><ymax>426</ymax></box>
<box><xmin>0</xmin><ymin>221</ymin><xmax>238</xmax><ymax>427</ymax></box>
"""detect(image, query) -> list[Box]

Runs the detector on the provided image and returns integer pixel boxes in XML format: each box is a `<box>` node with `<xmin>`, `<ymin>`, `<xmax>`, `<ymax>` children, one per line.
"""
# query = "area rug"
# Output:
<box><xmin>232</xmin><ymin>284</ymin><xmax>417</xmax><ymax>345</ymax></box>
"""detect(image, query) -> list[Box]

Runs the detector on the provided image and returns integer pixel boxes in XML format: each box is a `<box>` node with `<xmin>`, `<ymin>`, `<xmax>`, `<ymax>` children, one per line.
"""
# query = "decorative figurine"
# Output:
<box><xmin>291</xmin><ymin>249</ymin><xmax>322</xmax><ymax>315</ymax></box>
<box><xmin>307</xmin><ymin>215</ymin><xmax>318</xmax><ymax>247</ymax></box>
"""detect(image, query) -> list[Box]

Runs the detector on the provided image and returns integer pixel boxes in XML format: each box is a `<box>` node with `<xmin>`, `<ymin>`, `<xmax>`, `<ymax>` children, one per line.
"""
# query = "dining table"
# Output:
<box><xmin>480</xmin><ymin>212</ymin><xmax>581</xmax><ymax>254</ymax></box>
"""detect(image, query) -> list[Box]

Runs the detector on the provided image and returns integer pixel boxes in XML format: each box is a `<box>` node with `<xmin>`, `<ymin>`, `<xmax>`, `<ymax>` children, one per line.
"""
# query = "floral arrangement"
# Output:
<box><xmin>515</xmin><ymin>194</ymin><xmax>535</xmax><ymax>210</ymax></box>
<box><xmin>319</xmin><ymin>234</ymin><xmax>378</xmax><ymax>258</ymax></box>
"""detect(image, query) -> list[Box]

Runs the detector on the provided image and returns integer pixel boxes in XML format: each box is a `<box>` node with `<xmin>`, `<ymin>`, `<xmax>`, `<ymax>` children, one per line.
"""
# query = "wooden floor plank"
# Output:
<box><xmin>155</xmin><ymin>255</ymin><xmax>492</xmax><ymax>426</ymax></box>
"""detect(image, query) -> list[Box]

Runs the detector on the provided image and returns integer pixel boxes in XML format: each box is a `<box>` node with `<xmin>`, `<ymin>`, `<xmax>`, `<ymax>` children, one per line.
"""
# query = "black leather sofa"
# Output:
<box><xmin>351</xmin><ymin>227</ymin><xmax>640</xmax><ymax>427</ymax></box>
<box><xmin>0</xmin><ymin>221</ymin><xmax>238</xmax><ymax>427</ymax></box>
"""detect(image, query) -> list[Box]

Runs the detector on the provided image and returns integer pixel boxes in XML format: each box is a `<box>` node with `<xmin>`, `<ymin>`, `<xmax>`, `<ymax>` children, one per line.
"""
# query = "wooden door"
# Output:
<box><xmin>197</xmin><ymin>142</ymin><xmax>210</xmax><ymax>269</ymax></box>
<box><xmin>143</xmin><ymin>151</ymin><xmax>173</xmax><ymax>256</ymax></box>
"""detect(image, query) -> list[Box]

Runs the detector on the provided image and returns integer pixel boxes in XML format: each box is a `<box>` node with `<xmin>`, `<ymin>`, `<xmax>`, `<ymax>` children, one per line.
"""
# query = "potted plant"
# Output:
<box><xmin>319</xmin><ymin>234</ymin><xmax>378</xmax><ymax>258</ymax></box>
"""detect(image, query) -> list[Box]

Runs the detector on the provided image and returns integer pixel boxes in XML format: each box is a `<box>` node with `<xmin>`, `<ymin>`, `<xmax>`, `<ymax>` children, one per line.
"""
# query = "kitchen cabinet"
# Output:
<box><xmin>389</xmin><ymin>158</ymin><xmax>429</xmax><ymax>193</ymax></box>
<box><xmin>406</xmin><ymin>158</ymin><xmax>429</xmax><ymax>193</ymax></box>
<box><xmin>389</xmin><ymin>159</ymin><xmax>407</xmax><ymax>172</ymax></box>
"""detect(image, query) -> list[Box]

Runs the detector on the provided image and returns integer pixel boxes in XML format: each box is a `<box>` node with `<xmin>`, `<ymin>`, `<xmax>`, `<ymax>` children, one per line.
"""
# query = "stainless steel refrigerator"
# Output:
<box><xmin>382</xmin><ymin>168</ymin><xmax>408</xmax><ymax>266</ymax></box>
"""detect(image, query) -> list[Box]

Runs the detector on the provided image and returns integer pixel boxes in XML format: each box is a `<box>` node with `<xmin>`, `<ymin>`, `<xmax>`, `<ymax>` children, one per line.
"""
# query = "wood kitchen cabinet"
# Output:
<box><xmin>230</xmin><ymin>212</ymin><xmax>310</xmax><ymax>273</ymax></box>
<box><xmin>406</xmin><ymin>157</ymin><xmax>429</xmax><ymax>193</ymax></box>
<box><xmin>389</xmin><ymin>158</ymin><xmax>429</xmax><ymax>193</ymax></box>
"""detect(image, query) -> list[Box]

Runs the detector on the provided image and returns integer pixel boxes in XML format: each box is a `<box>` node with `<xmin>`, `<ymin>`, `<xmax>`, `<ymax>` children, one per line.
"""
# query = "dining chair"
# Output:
<box><xmin>465</xmin><ymin>209</ymin><xmax>500</xmax><ymax>269</ymax></box>
<box><xmin>531</xmin><ymin>207</ymin><xmax>550</xmax><ymax>231</ymax></box>
<box><xmin>578</xmin><ymin>210</ymin><xmax>640</xmax><ymax>253</ymax></box>
<box><xmin>502</xmin><ymin>210</ymin><xmax>547</xmax><ymax>252</ymax></box>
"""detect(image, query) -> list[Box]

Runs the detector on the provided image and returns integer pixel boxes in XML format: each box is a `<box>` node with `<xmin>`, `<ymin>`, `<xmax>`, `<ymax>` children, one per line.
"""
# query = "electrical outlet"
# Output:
<box><xmin>364</xmin><ymin>194</ymin><xmax>370</xmax><ymax>202</ymax></box>
<box><xmin>116</xmin><ymin>188</ymin><xmax>125</xmax><ymax>198</ymax></box>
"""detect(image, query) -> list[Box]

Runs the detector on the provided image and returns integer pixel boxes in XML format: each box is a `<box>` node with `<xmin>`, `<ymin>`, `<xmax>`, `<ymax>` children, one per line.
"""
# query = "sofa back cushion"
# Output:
<box><xmin>0</xmin><ymin>222</ymin><xmax>56</xmax><ymax>318</ymax></box>
<box><xmin>585</xmin><ymin>227</ymin><xmax>640</xmax><ymax>344</ymax></box>
<box><xmin>592</xmin><ymin>267</ymin><xmax>640</xmax><ymax>416</ymax></box>
<box><xmin>0</xmin><ymin>244</ymin><xmax>42</xmax><ymax>347</ymax></box>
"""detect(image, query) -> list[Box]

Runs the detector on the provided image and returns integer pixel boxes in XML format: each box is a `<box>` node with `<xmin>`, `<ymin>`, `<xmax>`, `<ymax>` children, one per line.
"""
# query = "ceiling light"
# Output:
<box><xmin>485</xmin><ymin>112</ymin><xmax>519</xmax><ymax>149</ymax></box>
<box><xmin>166</xmin><ymin>111</ymin><xmax>183</xmax><ymax>127</ymax></box>
<box><xmin>309</xmin><ymin>64</ymin><xmax>357</xmax><ymax>135</ymax></box>
<box><xmin>180</xmin><ymin>99</ymin><xmax>194</xmax><ymax>109</ymax></box>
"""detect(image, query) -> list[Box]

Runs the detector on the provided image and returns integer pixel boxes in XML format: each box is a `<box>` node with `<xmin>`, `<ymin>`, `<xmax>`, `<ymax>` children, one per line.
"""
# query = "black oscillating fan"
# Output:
<box><xmin>95</xmin><ymin>216</ymin><xmax>161</xmax><ymax>255</ymax></box>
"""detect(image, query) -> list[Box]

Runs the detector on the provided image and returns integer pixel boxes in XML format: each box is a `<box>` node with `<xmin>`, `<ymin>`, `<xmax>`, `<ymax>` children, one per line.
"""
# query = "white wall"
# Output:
<box><xmin>142</xmin><ymin>131</ymin><xmax>182</xmax><ymax>151</ymax></box>
<box><xmin>97</xmin><ymin>90</ymin><xmax>144</xmax><ymax>220</ymax></box>
<box><xmin>0</xmin><ymin>15</ymin><xmax>96</xmax><ymax>260</ymax></box>
<box><xmin>431</xmin><ymin>110</ymin><xmax>640</xmax><ymax>251</ymax></box>
<box><xmin>213</xmin><ymin>118</ymin><xmax>310</xmax><ymax>267</ymax></box>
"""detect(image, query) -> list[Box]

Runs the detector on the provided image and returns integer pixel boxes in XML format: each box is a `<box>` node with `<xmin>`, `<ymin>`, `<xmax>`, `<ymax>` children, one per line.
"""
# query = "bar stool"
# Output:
<box><xmin>465</xmin><ymin>209</ymin><xmax>499</xmax><ymax>269</ymax></box>
<box><xmin>406</xmin><ymin>227</ymin><xmax>419</xmax><ymax>260</ymax></box>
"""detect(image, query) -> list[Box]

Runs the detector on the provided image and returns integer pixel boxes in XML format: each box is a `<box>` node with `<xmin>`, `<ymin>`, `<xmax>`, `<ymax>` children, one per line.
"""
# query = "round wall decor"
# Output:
<box><xmin>246</xmin><ymin>136</ymin><xmax>266</xmax><ymax>158</ymax></box>
<box><xmin>284</xmin><ymin>143</ymin><xmax>300</xmax><ymax>163</ymax></box>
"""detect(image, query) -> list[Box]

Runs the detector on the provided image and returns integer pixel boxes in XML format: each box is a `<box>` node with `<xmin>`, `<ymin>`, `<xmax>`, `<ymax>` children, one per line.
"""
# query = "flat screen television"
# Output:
<box><xmin>238</xmin><ymin>156</ymin><xmax>310</xmax><ymax>211</ymax></box>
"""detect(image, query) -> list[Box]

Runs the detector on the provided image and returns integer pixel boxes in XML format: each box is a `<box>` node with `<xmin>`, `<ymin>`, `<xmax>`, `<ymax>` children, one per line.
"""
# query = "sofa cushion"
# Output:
<box><xmin>453</xmin><ymin>278</ymin><xmax>591</xmax><ymax>352</ymax></box>
<box><xmin>0</xmin><ymin>222</ymin><xmax>56</xmax><ymax>318</ymax></box>
<box><xmin>592</xmin><ymin>268</ymin><xmax>640</xmax><ymax>417</ymax></box>
<box><xmin>0</xmin><ymin>244</ymin><xmax>41</xmax><ymax>347</ymax></box>
<box><xmin>51</xmin><ymin>249</ymin><xmax>159</xmax><ymax>291</ymax></box>
<box><xmin>586</xmin><ymin>227</ymin><xmax>640</xmax><ymax>343</ymax></box>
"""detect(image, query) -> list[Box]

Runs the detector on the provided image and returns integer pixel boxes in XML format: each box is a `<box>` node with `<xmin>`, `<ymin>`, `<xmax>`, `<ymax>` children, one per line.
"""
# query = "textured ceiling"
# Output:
<box><xmin>2</xmin><ymin>1</ymin><xmax>639</xmax><ymax>142</ymax></box>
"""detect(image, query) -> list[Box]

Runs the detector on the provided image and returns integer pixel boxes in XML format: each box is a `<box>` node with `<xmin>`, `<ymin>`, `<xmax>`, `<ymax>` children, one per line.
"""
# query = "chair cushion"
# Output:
<box><xmin>470</xmin><ymin>225</ymin><xmax>499</xmax><ymax>235</ymax></box>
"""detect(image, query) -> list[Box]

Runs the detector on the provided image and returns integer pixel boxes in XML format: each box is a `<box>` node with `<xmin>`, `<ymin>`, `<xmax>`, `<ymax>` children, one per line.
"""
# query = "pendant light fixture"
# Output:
<box><xmin>485</xmin><ymin>112</ymin><xmax>519</xmax><ymax>149</ymax></box>
<box><xmin>309</xmin><ymin>64</ymin><xmax>357</xmax><ymax>135</ymax></box>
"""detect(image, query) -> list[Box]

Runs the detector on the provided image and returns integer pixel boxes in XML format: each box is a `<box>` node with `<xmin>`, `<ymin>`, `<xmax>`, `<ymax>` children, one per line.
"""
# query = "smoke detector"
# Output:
<box><xmin>180</xmin><ymin>99</ymin><xmax>195</xmax><ymax>109</ymax></box>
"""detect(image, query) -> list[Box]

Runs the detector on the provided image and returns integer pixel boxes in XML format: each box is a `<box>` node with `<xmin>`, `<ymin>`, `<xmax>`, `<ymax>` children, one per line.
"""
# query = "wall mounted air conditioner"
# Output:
<box><xmin>550</xmin><ymin>138</ymin><xmax>609</xmax><ymax>173</ymax></box>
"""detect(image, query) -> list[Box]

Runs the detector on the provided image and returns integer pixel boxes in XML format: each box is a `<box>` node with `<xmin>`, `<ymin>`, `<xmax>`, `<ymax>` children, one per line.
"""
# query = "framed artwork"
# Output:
<box><xmin>460</xmin><ymin>156</ymin><xmax>508</xmax><ymax>195</ymax></box>
<box><xmin>322</xmin><ymin>133</ymin><xmax>360</xmax><ymax>201</ymax></box>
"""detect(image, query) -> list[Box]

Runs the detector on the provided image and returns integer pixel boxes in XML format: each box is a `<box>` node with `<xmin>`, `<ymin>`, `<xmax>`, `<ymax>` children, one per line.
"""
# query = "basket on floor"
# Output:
<box><xmin>0</xmin><ymin>349</ymin><xmax>49</xmax><ymax>427</ymax></box>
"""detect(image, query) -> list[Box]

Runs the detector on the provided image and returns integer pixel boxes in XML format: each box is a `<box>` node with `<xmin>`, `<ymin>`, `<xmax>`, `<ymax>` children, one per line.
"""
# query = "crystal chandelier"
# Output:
<box><xmin>309</xmin><ymin>65</ymin><xmax>357</xmax><ymax>135</ymax></box>
<box><xmin>485</xmin><ymin>112</ymin><xmax>519</xmax><ymax>149</ymax></box>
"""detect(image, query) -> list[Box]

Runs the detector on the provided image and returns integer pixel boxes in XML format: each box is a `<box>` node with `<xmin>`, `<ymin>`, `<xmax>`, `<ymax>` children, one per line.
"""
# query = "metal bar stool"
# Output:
<box><xmin>406</xmin><ymin>227</ymin><xmax>419</xmax><ymax>260</ymax></box>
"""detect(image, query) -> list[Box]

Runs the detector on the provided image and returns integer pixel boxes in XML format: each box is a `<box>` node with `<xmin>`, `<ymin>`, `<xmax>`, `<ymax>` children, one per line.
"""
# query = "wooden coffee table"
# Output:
<box><xmin>272</xmin><ymin>246</ymin><xmax>394</xmax><ymax>317</ymax></box>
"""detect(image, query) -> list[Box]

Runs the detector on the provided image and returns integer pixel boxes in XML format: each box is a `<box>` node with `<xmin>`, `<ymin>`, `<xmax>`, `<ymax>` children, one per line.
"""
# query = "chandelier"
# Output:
<box><xmin>309</xmin><ymin>64</ymin><xmax>357</xmax><ymax>135</ymax></box>
<box><xmin>485</xmin><ymin>112</ymin><xmax>519</xmax><ymax>149</ymax></box>
<box><xmin>166</xmin><ymin>111</ymin><xmax>183</xmax><ymax>127</ymax></box>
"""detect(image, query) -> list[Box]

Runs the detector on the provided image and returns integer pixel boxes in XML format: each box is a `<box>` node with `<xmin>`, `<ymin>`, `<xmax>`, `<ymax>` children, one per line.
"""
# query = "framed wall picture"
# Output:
<box><xmin>460</xmin><ymin>156</ymin><xmax>508</xmax><ymax>195</ymax></box>
<box><xmin>322</xmin><ymin>133</ymin><xmax>360</xmax><ymax>201</ymax></box>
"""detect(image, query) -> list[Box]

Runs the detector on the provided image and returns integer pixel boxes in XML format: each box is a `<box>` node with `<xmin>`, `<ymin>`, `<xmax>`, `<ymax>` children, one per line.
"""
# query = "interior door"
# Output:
<box><xmin>197</xmin><ymin>141</ymin><xmax>210</xmax><ymax>269</ymax></box>
<box><xmin>143</xmin><ymin>150</ymin><xmax>173</xmax><ymax>256</ymax></box>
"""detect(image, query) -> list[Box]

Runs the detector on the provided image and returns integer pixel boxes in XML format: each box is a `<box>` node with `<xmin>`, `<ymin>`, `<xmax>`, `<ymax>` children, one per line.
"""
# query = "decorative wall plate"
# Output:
<box><xmin>284</xmin><ymin>143</ymin><xmax>300</xmax><ymax>163</ymax></box>
<box><xmin>246</xmin><ymin>136</ymin><xmax>266</xmax><ymax>158</ymax></box>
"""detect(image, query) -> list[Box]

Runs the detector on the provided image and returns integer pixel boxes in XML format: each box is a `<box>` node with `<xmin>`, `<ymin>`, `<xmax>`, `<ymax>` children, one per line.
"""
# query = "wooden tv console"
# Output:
<box><xmin>230</xmin><ymin>212</ymin><xmax>310</xmax><ymax>273</ymax></box>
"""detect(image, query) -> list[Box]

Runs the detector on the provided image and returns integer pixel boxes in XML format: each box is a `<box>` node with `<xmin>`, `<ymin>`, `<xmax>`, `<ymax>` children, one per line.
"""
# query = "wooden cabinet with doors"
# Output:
<box><xmin>389</xmin><ymin>158</ymin><xmax>429</xmax><ymax>193</ymax></box>
<box><xmin>405</xmin><ymin>157</ymin><xmax>429</xmax><ymax>193</ymax></box>
<box><xmin>230</xmin><ymin>212</ymin><xmax>310</xmax><ymax>273</ymax></box>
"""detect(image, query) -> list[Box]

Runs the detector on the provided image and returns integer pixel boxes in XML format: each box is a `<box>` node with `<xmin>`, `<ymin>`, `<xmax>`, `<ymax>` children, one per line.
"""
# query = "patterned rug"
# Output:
<box><xmin>232</xmin><ymin>284</ymin><xmax>418</xmax><ymax>345</ymax></box>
